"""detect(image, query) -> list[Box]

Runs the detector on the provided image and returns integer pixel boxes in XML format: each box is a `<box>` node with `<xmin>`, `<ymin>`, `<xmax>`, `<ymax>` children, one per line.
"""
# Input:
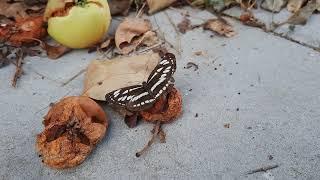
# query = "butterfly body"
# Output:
<box><xmin>105</xmin><ymin>53</ymin><xmax>176</xmax><ymax>112</ymax></box>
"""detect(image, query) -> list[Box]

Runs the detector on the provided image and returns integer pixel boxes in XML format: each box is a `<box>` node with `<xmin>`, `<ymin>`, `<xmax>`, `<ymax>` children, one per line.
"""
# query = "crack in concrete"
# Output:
<box><xmin>221</xmin><ymin>13</ymin><xmax>320</xmax><ymax>53</ymax></box>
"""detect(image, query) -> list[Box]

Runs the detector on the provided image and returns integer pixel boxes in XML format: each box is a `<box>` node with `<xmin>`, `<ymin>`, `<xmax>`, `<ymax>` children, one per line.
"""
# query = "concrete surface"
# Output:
<box><xmin>1</xmin><ymin>6</ymin><xmax>320</xmax><ymax>180</ymax></box>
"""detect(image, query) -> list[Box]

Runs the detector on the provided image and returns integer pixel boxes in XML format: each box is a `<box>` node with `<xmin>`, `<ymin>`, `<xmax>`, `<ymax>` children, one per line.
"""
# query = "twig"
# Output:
<box><xmin>11</xmin><ymin>49</ymin><xmax>24</xmax><ymax>88</ymax></box>
<box><xmin>246</xmin><ymin>164</ymin><xmax>279</xmax><ymax>175</ymax></box>
<box><xmin>136</xmin><ymin>121</ymin><xmax>161</xmax><ymax>157</ymax></box>
<box><xmin>137</xmin><ymin>42</ymin><xmax>164</xmax><ymax>54</ymax></box>
<box><xmin>61</xmin><ymin>68</ymin><xmax>86</xmax><ymax>87</ymax></box>
<box><xmin>136</xmin><ymin>1</ymin><xmax>147</xmax><ymax>18</ymax></box>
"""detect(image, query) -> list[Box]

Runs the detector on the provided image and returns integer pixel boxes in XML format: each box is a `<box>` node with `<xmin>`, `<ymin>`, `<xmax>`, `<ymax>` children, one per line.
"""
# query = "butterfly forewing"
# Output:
<box><xmin>146</xmin><ymin>53</ymin><xmax>176</xmax><ymax>99</ymax></box>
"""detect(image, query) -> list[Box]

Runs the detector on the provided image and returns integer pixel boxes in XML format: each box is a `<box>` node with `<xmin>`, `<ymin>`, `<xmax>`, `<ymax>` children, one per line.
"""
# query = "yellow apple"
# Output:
<box><xmin>44</xmin><ymin>0</ymin><xmax>111</xmax><ymax>49</ymax></box>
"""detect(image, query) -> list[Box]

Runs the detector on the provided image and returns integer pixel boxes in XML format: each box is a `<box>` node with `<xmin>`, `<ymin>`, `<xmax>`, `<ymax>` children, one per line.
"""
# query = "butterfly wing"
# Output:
<box><xmin>127</xmin><ymin>53</ymin><xmax>177</xmax><ymax>111</ymax></box>
<box><xmin>105</xmin><ymin>85</ymin><xmax>143</xmax><ymax>108</ymax></box>
<box><xmin>146</xmin><ymin>53</ymin><xmax>176</xmax><ymax>99</ymax></box>
<box><xmin>106</xmin><ymin>53</ymin><xmax>177</xmax><ymax>112</ymax></box>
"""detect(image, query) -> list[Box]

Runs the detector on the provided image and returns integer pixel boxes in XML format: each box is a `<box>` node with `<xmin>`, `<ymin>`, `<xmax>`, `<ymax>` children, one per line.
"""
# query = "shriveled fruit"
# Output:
<box><xmin>140</xmin><ymin>87</ymin><xmax>182</xmax><ymax>123</ymax></box>
<box><xmin>36</xmin><ymin>96</ymin><xmax>108</xmax><ymax>169</ymax></box>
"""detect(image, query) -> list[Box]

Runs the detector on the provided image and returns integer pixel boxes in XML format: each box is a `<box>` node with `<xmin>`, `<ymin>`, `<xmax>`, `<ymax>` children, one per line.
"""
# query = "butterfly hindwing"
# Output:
<box><xmin>105</xmin><ymin>85</ymin><xmax>143</xmax><ymax>107</ymax></box>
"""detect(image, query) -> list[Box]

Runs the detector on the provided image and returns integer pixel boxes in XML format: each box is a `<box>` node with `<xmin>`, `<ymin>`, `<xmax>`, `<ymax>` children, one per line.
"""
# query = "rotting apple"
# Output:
<box><xmin>44</xmin><ymin>0</ymin><xmax>111</xmax><ymax>49</ymax></box>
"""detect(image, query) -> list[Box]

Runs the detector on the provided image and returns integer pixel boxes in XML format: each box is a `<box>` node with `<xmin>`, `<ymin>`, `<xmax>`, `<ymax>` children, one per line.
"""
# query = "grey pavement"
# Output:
<box><xmin>1</xmin><ymin>6</ymin><xmax>320</xmax><ymax>180</ymax></box>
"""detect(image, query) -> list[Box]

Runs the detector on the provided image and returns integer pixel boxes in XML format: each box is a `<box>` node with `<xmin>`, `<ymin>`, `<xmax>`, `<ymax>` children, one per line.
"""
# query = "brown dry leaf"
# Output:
<box><xmin>0</xmin><ymin>1</ymin><xmax>29</xmax><ymax>19</ymax></box>
<box><xmin>147</xmin><ymin>0</ymin><xmax>176</xmax><ymax>14</ymax></box>
<box><xmin>239</xmin><ymin>12</ymin><xmax>266</xmax><ymax>30</ymax></box>
<box><xmin>108</xmin><ymin>0</ymin><xmax>132</xmax><ymax>15</ymax></box>
<box><xmin>177</xmin><ymin>16</ymin><xmax>191</xmax><ymax>34</ymax></box>
<box><xmin>0</xmin><ymin>1</ymin><xmax>46</xmax><ymax>19</ymax></box>
<box><xmin>44</xmin><ymin>44</ymin><xmax>72</xmax><ymax>59</ymax></box>
<box><xmin>287</xmin><ymin>0</ymin><xmax>307</xmax><ymax>12</ymax></box>
<box><xmin>83</xmin><ymin>52</ymin><xmax>160</xmax><ymax>101</ymax></box>
<box><xmin>285</xmin><ymin>0</ymin><xmax>320</xmax><ymax>25</ymax></box>
<box><xmin>203</xmin><ymin>18</ymin><xmax>236</xmax><ymax>37</ymax></box>
<box><xmin>115</xmin><ymin>18</ymin><xmax>152</xmax><ymax>54</ymax></box>
<box><xmin>117</xmin><ymin>30</ymin><xmax>159</xmax><ymax>54</ymax></box>
<box><xmin>261</xmin><ymin>0</ymin><xmax>288</xmax><ymax>12</ymax></box>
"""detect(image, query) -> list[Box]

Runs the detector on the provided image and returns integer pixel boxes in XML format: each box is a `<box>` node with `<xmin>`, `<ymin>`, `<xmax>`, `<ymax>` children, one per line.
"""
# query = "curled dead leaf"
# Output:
<box><xmin>115</xmin><ymin>18</ymin><xmax>153</xmax><ymax>54</ymax></box>
<box><xmin>108</xmin><ymin>0</ymin><xmax>132</xmax><ymax>15</ymax></box>
<box><xmin>287</xmin><ymin>0</ymin><xmax>306</xmax><ymax>13</ymax></box>
<box><xmin>261</xmin><ymin>0</ymin><xmax>288</xmax><ymax>12</ymax></box>
<box><xmin>36</xmin><ymin>96</ymin><xmax>108</xmax><ymax>169</ymax></box>
<box><xmin>140</xmin><ymin>87</ymin><xmax>182</xmax><ymax>123</ymax></box>
<box><xmin>285</xmin><ymin>0</ymin><xmax>320</xmax><ymax>25</ymax></box>
<box><xmin>177</xmin><ymin>16</ymin><xmax>191</xmax><ymax>34</ymax></box>
<box><xmin>83</xmin><ymin>52</ymin><xmax>160</xmax><ymax>101</ymax></box>
<box><xmin>203</xmin><ymin>18</ymin><xmax>236</xmax><ymax>38</ymax></box>
<box><xmin>147</xmin><ymin>0</ymin><xmax>176</xmax><ymax>14</ymax></box>
<box><xmin>239</xmin><ymin>12</ymin><xmax>266</xmax><ymax>29</ymax></box>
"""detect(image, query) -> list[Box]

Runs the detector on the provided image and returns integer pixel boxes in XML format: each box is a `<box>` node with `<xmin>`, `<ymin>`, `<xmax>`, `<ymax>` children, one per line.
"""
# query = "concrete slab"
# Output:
<box><xmin>1</xmin><ymin>7</ymin><xmax>320</xmax><ymax>180</ymax></box>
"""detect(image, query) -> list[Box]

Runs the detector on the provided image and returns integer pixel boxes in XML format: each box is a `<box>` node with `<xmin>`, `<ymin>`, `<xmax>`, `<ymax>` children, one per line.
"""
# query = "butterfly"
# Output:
<box><xmin>105</xmin><ymin>53</ymin><xmax>176</xmax><ymax>111</ymax></box>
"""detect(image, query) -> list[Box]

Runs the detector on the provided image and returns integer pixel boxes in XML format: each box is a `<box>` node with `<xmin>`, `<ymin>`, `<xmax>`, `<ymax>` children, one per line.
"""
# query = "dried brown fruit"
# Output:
<box><xmin>0</xmin><ymin>16</ymin><xmax>46</xmax><ymax>46</ymax></box>
<box><xmin>140</xmin><ymin>87</ymin><xmax>182</xmax><ymax>123</ymax></box>
<box><xmin>36</xmin><ymin>96</ymin><xmax>108</xmax><ymax>169</ymax></box>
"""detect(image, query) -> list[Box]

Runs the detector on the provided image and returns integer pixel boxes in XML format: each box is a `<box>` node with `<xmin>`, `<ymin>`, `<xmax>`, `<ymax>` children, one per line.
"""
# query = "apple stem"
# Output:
<box><xmin>75</xmin><ymin>0</ymin><xmax>88</xmax><ymax>7</ymax></box>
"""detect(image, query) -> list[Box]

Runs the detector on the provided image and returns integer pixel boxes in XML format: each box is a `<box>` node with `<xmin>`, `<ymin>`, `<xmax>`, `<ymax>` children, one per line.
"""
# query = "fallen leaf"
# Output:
<box><xmin>108</xmin><ymin>0</ymin><xmax>132</xmax><ymax>15</ymax></box>
<box><xmin>203</xmin><ymin>18</ymin><xmax>236</xmax><ymax>37</ymax></box>
<box><xmin>239</xmin><ymin>12</ymin><xmax>266</xmax><ymax>30</ymax></box>
<box><xmin>0</xmin><ymin>16</ymin><xmax>46</xmax><ymax>46</ymax></box>
<box><xmin>44</xmin><ymin>44</ymin><xmax>72</xmax><ymax>59</ymax></box>
<box><xmin>287</xmin><ymin>0</ymin><xmax>307</xmax><ymax>12</ymax></box>
<box><xmin>261</xmin><ymin>0</ymin><xmax>288</xmax><ymax>12</ymax></box>
<box><xmin>0</xmin><ymin>1</ymin><xmax>29</xmax><ymax>19</ymax></box>
<box><xmin>147</xmin><ymin>0</ymin><xmax>176</xmax><ymax>14</ymax></box>
<box><xmin>124</xmin><ymin>113</ymin><xmax>140</xmax><ymax>128</ymax></box>
<box><xmin>177</xmin><ymin>16</ymin><xmax>191</xmax><ymax>34</ymax></box>
<box><xmin>285</xmin><ymin>0</ymin><xmax>320</xmax><ymax>25</ymax></box>
<box><xmin>115</xmin><ymin>18</ymin><xmax>152</xmax><ymax>54</ymax></box>
<box><xmin>83</xmin><ymin>52</ymin><xmax>160</xmax><ymax>101</ymax></box>
<box><xmin>194</xmin><ymin>51</ymin><xmax>203</xmax><ymax>56</ymax></box>
<box><xmin>25</xmin><ymin>38</ymin><xmax>72</xmax><ymax>59</ymax></box>
<box><xmin>100</xmin><ymin>39</ymin><xmax>114</xmax><ymax>50</ymax></box>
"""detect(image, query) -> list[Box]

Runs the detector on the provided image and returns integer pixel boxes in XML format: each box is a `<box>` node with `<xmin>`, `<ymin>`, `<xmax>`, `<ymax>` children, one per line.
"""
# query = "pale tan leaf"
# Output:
<box><xmin>287</xmin><ymin>0</ymin><xmax>307</xmax><ymax>13</ymax></box>
<box><xmin>203</xmin><ymin>19</ymin><xmax>236</xmax><ymax>38</ymax></box>
<box><xmin>286</xmin><ymin>0</ymin><xmax>320</xmax><ymax>25</ymax></box>
<box><xmin>147</xmin><ymin>0</ymin><xmax>176</xmax><ymax>14</ymax></box>
<box><xmin>83</xmin><ymin>52</ymin><xmax>160</xmax><ymax>101</ymax></box>
<box><xmin>115</xmin><ymin>18</ymin><xmax>152</xmax><ymax>54</ymax></box>
<box><xmin>261</xmin><ymin>0</ymin><xmax>287</xmax><ymax>12</ymax></box>
<box><xmin>118</xmin><ymin>30</ymin><xmax>159</xmax><ymax>54</ymax></box>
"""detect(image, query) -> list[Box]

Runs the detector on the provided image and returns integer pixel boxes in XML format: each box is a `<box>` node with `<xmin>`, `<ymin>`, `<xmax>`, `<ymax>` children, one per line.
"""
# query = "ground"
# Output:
<box><xmin>1</xmin><ymin>7</ymin><xmax>320</xmax><ymax>180</ymax></box>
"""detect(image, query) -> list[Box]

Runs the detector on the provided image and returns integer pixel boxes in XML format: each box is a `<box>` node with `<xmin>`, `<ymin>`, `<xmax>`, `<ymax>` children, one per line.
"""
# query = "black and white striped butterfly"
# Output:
<box><xmin>105</xmin><ymin>53</ymin><xmax>176</xmax><ymax>111</ymax></box>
